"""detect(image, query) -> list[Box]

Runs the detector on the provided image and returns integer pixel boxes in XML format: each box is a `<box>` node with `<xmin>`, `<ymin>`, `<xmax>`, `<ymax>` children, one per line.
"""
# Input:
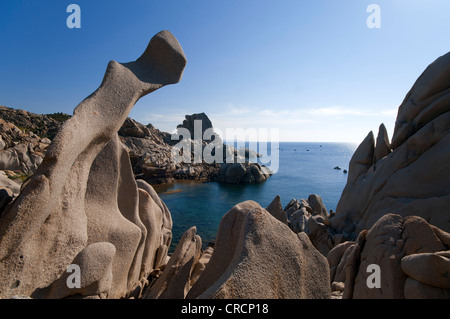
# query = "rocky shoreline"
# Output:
<box><xmin>0</xmin><ymin>107</ymin><xmax>271</xmax><ymax>188</ymax></box>
<box><xmin>120</xmin><ymin>113</ymin><xmax>272</xmax><ymax>185</ymax></box>
<box><xmin>0</xmin><ymin>31</ymin><xmax>448</xmax><ymax>299</ymax></box>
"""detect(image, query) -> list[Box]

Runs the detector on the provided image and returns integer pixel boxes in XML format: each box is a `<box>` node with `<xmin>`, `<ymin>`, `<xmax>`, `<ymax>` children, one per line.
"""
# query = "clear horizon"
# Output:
<box><xmin>1</xmin><ymin>1</ymin><xmax>449</xmax><ymax>143</ymax></box>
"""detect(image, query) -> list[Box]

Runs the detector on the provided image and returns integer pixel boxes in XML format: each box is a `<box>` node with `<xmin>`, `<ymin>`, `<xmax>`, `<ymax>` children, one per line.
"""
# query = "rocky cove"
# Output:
<box><xmin>0</xmin><ymin>31</ymin><xmax>449</xmax><ymax>300</ymax></box>
<box><xmin>0</xmin><ymin>106</ymin><xmax>272</xmax><ymax>188</ymax></box>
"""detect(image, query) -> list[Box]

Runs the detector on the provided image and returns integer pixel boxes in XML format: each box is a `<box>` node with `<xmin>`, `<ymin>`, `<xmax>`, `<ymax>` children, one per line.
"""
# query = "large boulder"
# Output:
<box><xmin>187</xmin><ymin>201</ymin><xmax>330</xmax><ymax>299</ymax></box>
<box><xmin>217</xmin><ymin>162</ymin><xmax>271</xmax><ymax>184</ymax></box>
<box><xmin>187</xmin><ymin>201</ymin><xmax>258</xmax><ymax>299</ymax></box>
<box><xmin>265</xmin><ymin>195</ymin><xmax>288</xmax><ymax>225</ymax></box>
<box><xmin>401</xmin><ymin>252</ymin><xmax>450</xmax><ymax>290</ymax></box>
<box><xmin>282</xmin><ymin>194</ymin><xmax>334</xmax><ymax>256</ymax></box>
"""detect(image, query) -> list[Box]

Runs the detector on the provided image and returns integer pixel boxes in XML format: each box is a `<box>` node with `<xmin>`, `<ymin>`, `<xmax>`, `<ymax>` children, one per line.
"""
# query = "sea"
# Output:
<box><xmin>154</xmin><ymin>142</ymin><xmax>358</xmax><ymax>251</ymax></box>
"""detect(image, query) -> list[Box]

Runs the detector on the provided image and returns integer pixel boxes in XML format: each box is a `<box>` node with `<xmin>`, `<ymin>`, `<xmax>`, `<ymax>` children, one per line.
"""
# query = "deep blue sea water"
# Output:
<box><xmin>155</xmin><ymin>142</ymin><xmax>357</xmax><ymax>251</ymax></box>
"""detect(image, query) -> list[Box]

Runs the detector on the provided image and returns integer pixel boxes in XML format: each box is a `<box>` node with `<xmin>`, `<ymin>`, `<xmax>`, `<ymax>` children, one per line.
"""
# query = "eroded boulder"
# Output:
<box><xmin>144</xmin><ymin>226</ymin><xmax>201</xmax><ymax>299</ymax></box>
<box><xmin>188</xmin><ymin>201</ymin><xmax>330</xmax><ymax>299</ymax></box>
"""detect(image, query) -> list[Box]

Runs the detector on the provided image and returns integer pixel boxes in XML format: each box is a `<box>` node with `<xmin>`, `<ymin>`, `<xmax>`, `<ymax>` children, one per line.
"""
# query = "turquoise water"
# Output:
<box><xmin>156</xmin><ymin>142</ymin><xmax>357</xmax><ymax>251</ymax></box>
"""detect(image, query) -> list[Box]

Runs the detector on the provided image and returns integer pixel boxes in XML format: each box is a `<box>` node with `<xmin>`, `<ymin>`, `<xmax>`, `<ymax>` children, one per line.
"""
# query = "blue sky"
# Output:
<box><xmin>1</xmin><ymin>0</ymin><xmax>449</xmax><ymax>142</ymax></box>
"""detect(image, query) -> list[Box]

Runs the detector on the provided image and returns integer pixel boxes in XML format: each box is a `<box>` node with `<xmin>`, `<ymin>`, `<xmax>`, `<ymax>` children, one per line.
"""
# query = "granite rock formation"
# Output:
<box><xmin>168</xmin><ymin>112</ymin><xmax>273</xmax><ymax>185</ymax></box>
<box><xmin>0</xmin><ymin>30</ymin><xmax>186</xmax><ymax>299</ymax></box>
<box><xmin>330</xmin><ymin>51</ymin><xmax>450</xmax><ymax>236</ymax></box>
<box><xmin>0</xmin><ymin>117</ymin><xmax>51</xmax><ymax>174</ymax></box>
<box><xmin>296</xmin><ymin>51</ymin><xmax>450</xmax><ymax>299</ymax></box>
<box><xmin>118</xmin><ymin>117</ymin><xmax>176</xmax><ymax>184</ymax></box>
<box><xmin>118</xmin><ymin>112</ymin><xmax>272</xmax><ymax>185</ymax></box>
<box><xmin>281</xmin><ymin>194</ymin><xmax>332</xmax><ymax>256</ymax></box>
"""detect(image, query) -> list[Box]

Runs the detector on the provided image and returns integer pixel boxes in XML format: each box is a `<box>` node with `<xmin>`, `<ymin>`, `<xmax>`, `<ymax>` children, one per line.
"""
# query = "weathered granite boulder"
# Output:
<box><xmin>144</xmin><ymin>226</ymin><xmax>202</xmax><ymax>299</ymax></box>
<box><xmin>401</xmin><ymin>251</ymin><xmax>450</xmax><ymax>290</ymax></box>
<box><xmin>189</xmin><ymin>245</ymin><xmax>214</xmax><ymax>288</ymax></box>
<box><xmin>186</xmin><ymin>201</ymin><xmax>258</xmax><ymax>299</ymax></box>
<box><xmin>373</xmin><ymin>123</ymin><xmax>391</xmax><ymax>163</ymax></box>
<box><xmin>187</xmin><ymin>201</ymin><xmax>330</xmax><ymax>299</ymax></box>
<box><xmin>0</xmin><ymin>30</ymin><xmax>186</xmax><ymax>299</ymax></box>
<box><xmin>217</xmin><ymin>162</ymin><xmax>271</xmax><ymax>184</ymax></box>
<box><xmin>265</xmin><ymin>195</ymin><xmax>288</xmax><ymax>225</ymax></box>
<box><xmin>327</xmin><ymin>240</ymin><xmax>355</xmax><ymax>286</ymax></box>
<box><xmin>328</xmin><ymin>214</ymin><xmax>450</xmax><ymax>299</ymax></box>
<box><xmin>403</xmin><ymin>277</ymin><xmax>450</xmax><ymax>299</ymax></box>
<box><xmin>282</xmin><ymin>194</ymin><xmax>334</xmax><ymax>255</ymax></box>
<box><xmin>83</xmin><ymin>135</ymin><xmax>146</xmax><ymax>299</ymax></box>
